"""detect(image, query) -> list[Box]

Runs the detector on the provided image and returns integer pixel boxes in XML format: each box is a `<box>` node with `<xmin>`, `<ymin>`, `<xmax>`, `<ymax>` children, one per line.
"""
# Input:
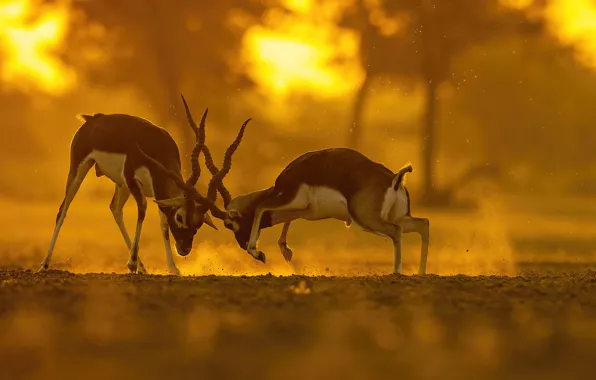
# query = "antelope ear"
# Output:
<box><xmin>154</xmin><ymin>197</ymin><xmax>185</xmax><ymax>208</ymax></box>
<box><xmin>203</xmin><ymin>213</ymin><xmax>218</xmax><ymax>230</ymax></box>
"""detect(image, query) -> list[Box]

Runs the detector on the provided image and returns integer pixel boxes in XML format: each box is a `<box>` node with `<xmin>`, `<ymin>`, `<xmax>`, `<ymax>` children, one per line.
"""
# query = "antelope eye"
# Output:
<box><xmin>175</xmin><ymin>214</ymin><xmax>183</xmax><ymax>224</ymax></box>
<box><xmin>228</xmin><ymin>210</ymin><xmax>241</xmax><ymax>219</ymax></box>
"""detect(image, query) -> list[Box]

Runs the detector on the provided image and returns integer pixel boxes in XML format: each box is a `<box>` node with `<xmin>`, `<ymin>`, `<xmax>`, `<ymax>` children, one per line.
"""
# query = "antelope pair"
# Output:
<box><xmin>42</xmin><ymin>97</ymin><xmax>429</xmax><ymax>275</ymax></box>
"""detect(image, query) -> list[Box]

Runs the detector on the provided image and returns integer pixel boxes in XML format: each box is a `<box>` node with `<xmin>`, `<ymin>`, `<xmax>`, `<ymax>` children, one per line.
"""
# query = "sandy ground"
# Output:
<box><xmin>1</xmin><ymin>268</ymin><xmax>596</xmax><ymax>380</ymax></box>
<box><xmin>2</xmin><ymin>193</ymin><xmax>596</xmax><ymax>379</ymax></box>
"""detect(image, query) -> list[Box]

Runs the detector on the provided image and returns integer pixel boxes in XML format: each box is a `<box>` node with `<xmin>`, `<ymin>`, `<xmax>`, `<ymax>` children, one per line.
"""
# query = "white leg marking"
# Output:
<box><xmin>277</xmin><ymin>222</ymin><xmax>293</xmax><ymax>263</ymax></box>
<box><xmin>40</xmin><ymin>158</ymin><xmax>95</xmax><ymax>272</ymax></box>
<box><xmin>160</xmin><ymin>211</ymin><xmax>180</xmax><ymax>275</ymax></box>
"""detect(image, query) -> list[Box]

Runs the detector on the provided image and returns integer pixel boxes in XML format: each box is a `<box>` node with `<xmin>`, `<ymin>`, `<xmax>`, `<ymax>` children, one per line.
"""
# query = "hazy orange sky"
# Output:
<box><xmin>0</xmin><ymin>0</ymin><xmax>74</xmax><ymax>94</ymax></box>
<box><xmin>1</xmin><ymin>0</ymin><xmax>596</xmax><ymax>98</ymax></box>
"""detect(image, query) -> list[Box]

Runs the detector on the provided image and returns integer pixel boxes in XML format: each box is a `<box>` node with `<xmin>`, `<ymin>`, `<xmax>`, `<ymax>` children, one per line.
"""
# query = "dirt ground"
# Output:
<box><xmin>2</xmin><ymin>194</ymin><xmax>596</xmax><ymax>379</ymax></box>
<box><xmin>1</xmin><ymin>267</ymin><xmax>596</xmax><ymax>380</ymax></box>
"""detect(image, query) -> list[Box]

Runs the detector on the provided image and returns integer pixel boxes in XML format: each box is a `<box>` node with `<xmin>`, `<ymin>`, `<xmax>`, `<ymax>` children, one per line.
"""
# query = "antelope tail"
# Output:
<box><xmin>392</xmin><ymin>163</ymin><xmax>413</xmax><ymax>190</ymax></box>
<box><xmin>76</xmin><ymin>113</ymin><xmax>104</xmax><ymax>123</ymax></box>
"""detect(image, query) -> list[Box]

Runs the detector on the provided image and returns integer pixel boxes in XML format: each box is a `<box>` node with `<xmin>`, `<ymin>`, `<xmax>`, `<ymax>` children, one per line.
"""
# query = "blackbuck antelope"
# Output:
<box><xmin>41</xmin><ymin>95</ymin><xmax>250</xmax><ymax>275</ymax></box>
<box><xmin>146</xmin><ymin>145</ymin><xmax>430</xmax><ymax>275</ymax></box>
<box><xmin>221</xmin><ymin>149</ymin><xmax>430</xmax><ymax>275</ymax></box>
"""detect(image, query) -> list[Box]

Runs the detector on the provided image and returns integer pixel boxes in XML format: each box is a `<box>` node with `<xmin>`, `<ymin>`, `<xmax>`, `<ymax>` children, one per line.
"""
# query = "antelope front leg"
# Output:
<box><xmin>246</xmin><ymin>207</ymin><xmax>267</xmax><ymax>264</ymax></box>
<box><xmin>401</xmin><ymin>216</ymin><xmax>430</xmax><ymax>275</ymax></box>
<box><xmin>110</xmin><ymin>184</ymin><xmax>147</xmax><ymax>274</ymax></box>
<box><xmin>159</xmin><ymin>211</ymin><xmax>180</xmax><ymax>275</ymax></box>
<box><xmin>247</xmin><ymin>193</ymin><xmax>308</xmax><ymax>264</ymax></box>
<box><xmin>278</xmin><ymin>222</ymin><xmax>293</xmax><ymax>263</ymax></box>
<box><xmin>126</xmin><ymin>178</ymin><xmax>147</xmax><ymax>274</ymax></box>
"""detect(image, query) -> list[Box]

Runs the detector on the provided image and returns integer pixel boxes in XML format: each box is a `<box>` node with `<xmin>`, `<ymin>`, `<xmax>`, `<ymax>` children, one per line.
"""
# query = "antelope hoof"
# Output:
<box><xmin>255</xmin><ymin>251</ymin><xmax>266</xmax><ymax>264</ymax></box>
<box><xmin>279</xmin><ymin>243</ymin><xmax>293</xmax><ymax>263</ymax></box>
<box><xmin>137</xmin><ymin>261</ymin><xmax>148</xmax><ymax>274</ymax></box>
<box><xmin>247</xmin><ymin>243</ymin><xmax>266</xmax><ymax>264</ymax></box>
<box><xmin>38</xmin><ymin>263</ymin><xmax>48</xmax><ymax>273</ymax></box>
<box><xmin>127</xmin><ymin>259</ymin><xmax>138</xmax><ymax>274</ymax></box>
<box><xmin>168</xmin><ymin>266</ymin><xmax>181</xmax><ymax>276</ymax></box>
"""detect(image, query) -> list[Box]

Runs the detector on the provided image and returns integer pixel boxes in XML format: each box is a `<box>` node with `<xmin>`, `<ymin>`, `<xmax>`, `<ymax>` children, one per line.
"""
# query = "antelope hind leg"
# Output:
<box><xmin>401</xmin><ymin>216</ymin><xmax>430</xmax><ymax>275</ymax></box>
<box><xmin>41</xmin><ymin>158</ymin><xmax>95</xmax><ymax>272</ymax></box>
<box><xmin>347</xmin><ymin>191</ymin><xmax>405</xmax><ymax>274</ymax></box>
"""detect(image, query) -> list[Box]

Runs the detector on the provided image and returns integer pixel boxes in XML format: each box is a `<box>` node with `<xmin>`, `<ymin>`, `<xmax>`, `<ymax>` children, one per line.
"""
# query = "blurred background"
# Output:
<box><xmin>1</xmin><ymin>0</ymin><xmax>596</xmax><ymax>276</ymax></box>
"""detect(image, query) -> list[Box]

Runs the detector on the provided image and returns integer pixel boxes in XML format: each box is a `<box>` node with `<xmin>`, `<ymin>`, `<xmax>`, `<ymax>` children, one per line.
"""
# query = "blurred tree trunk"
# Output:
<box><xmin>145</xmin><ymin>0</ymin><xmax>192</xmax><ymax>170</ymax></box>
<box><xmin>421</xmin><ymin>79</ymin><xmax>438</xmax><ymax>202</ymax></box>
<box><xmin>146</xmin><ymin>0</ymin><xmax>180</xmax><ymax>124</ymax></box>
<box><xmin>348</xmin><ymin>74</ymin><xmax>371</xmax><ymax>149</ymax></box>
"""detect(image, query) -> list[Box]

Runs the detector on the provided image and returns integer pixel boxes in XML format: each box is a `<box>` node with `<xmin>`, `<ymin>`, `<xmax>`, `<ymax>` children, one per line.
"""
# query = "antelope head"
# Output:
<box><xmin>139</xmin><ymin>95</ymin><xmax>251</xmax><ymax>254</ymax></box>
<box><xmin>220</xmin><ymin>189</ymin><xmax>274</xmax><ymax>250</ymax></box>
<box><xmin>152</xmin><ymin>97</ymin><xmax>222</xmax><ymax>255</ymax></box>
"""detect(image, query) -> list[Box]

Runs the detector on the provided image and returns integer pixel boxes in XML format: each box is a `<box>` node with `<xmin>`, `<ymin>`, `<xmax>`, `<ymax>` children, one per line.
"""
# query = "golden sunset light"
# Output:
<box><xmin>4</xmin><ymin>1</ymin><xmax>596</xmax><ymax>377</ymax></box>
<box><xmin>0</xmin><ymin>0</ymin><xmax>74</xmax><ymax>94</ymax></box>
<box><xmin>547</xmin><ymin>0</ymin><xmax>596</xmax><ymax>68</ymax></box>
<box><xmin>2</xmin><ymin>0</ymin><xmax>596</xmax><ymax>99</ymax></box>
<box><xmin>243</xmin><ymin>0</ymin><xmax>363</xmax><ymax>99</ymax></box>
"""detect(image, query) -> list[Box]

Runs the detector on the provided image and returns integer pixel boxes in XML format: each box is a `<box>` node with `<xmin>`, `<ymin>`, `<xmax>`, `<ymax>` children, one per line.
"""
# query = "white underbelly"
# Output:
<box><xmin>270</xmin><ymin>185</ymin><xmax>352</xmax><ymax>224</ymax></box>
<box><xmin>88</xmin><ymin>150</ymin><xmax>155</xmax><ymax>197</ymax></box>
<box><xmin>305</xmin><ymin>186</ymin><xmax>351</xmax><ymax>221</ymax></box>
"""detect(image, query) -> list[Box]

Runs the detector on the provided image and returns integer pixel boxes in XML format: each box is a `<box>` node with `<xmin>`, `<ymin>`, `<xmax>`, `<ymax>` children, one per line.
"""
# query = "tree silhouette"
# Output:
<box><xmin>64</xmin><ymin>0</ymin><xmax>266</xmax><ymax>150</ymax></box>
<box><xmin>341</xmin><ymin>0</ymin><xmax>545</xmax><ymax>205</ymax></box>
